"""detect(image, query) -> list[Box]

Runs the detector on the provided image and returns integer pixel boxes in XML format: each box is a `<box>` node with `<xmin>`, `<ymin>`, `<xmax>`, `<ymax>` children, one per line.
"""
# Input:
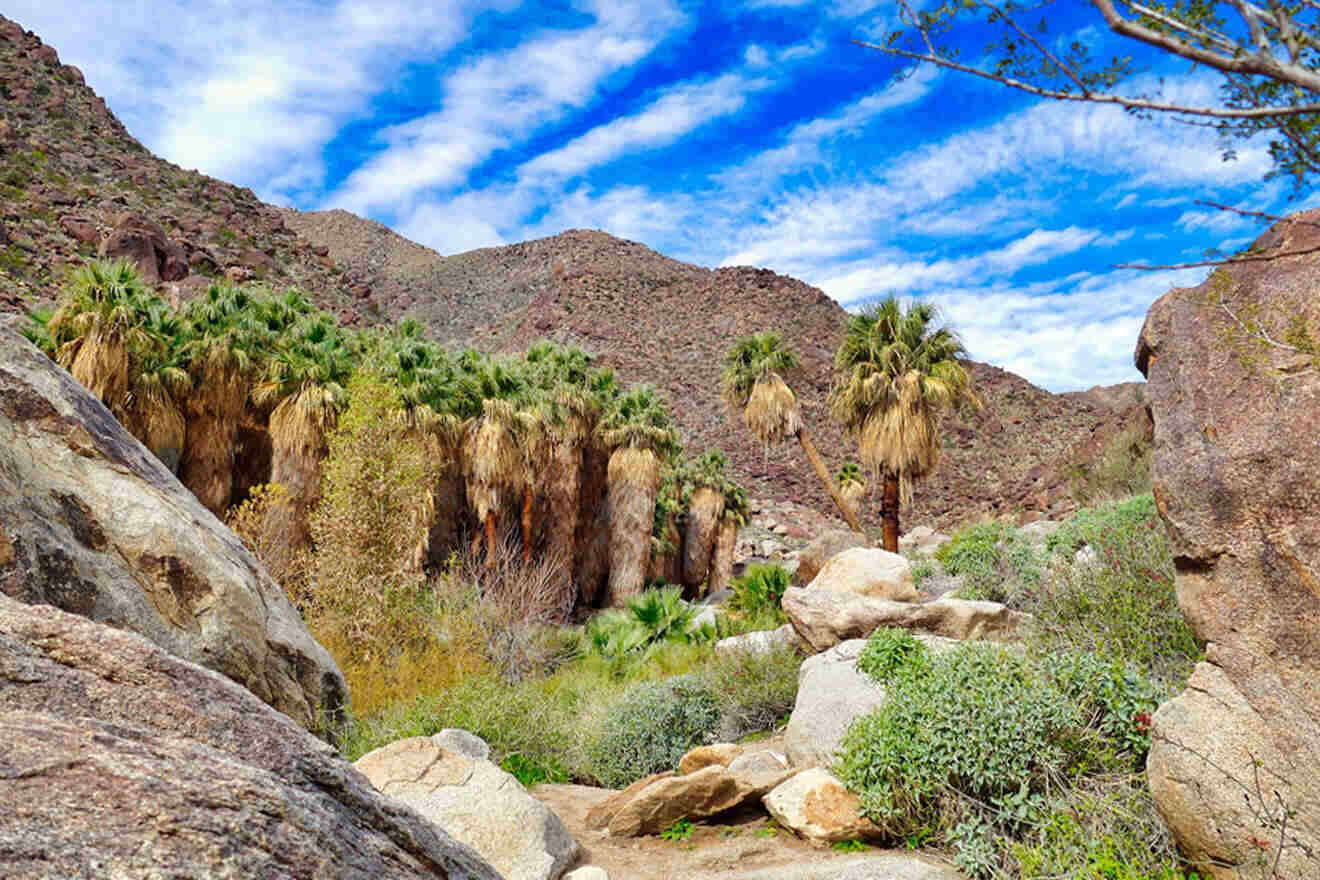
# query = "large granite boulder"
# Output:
<box><xmin>0</xmin><ymin>594</ymin><xmax>500</xmax><ymax>879</ymax></box>
<box><xmin>1136</xmin><ymin>223</ymin><xmax>1320</xmax><ymax>880</ymax></box>
<box><xmin>762</xmin><ymin>768</ymin><xmax>880</xmax><ymax>843</ymax></box>
<box><xmin>783</xmin><ymin>588</ymin><xmax>1027</xmax><ymax>652</ymax></box>
<box><xmin>794</xmin><ymin>529</ymin><xmax>870</xmax><ymax>585</ymax></box>
<box><xmin>354</xmin><ymin>735</ymin><xmax>582</xmax><ymax>880</ymax></box>
<box><xmin>805</xmin><ymin>547</ymin><xmax>918</xmax><ymax>601</ymax></box>
<box><xmin>0</xmin><ymin>328</ymin><xmax>345</xmax><ymax>733</ymax></box>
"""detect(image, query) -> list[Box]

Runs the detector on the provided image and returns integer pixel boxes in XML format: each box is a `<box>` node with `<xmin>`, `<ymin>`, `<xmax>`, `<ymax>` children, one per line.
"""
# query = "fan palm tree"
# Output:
<box><xmin>255</xmin><ymin>312</ymin><xmax>357</xmax><ymax>549</ymax></box>
<box><xmin>177</xmin><ymin>283</ymin><xmax>273</xmax><ymax>515</ymax></box>
<box><xmin>830</xmin><ymin>297</ymin><xmax>978</xmax><ymax>552</ymax></box>
<box><xmin>680</xmin><ymin>450</ymin><xmax>732</xmax><ymax>591</ymax></box>
<box><xmin>836</xmin><ymin>461</ymin><xmax>867</xmax><ymax>522</ymax></box>
<box><xmin>721</xmin><ymin>331</ymin><xmax>864</xmax><ymax>534</ymax></box>
<box><xmin>597</xmin><ymin>385</ymin><xmax>682</xmax><ymax>605</ymax></box>
<box><xmin>708</xmin><ymin>482</ymin><xmax>749</xmax><ymax>596</ymax></box>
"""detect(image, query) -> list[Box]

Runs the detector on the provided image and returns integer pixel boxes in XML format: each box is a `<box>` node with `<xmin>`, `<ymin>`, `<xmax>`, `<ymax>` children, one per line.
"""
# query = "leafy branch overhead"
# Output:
<box><xmin>868</xmin><ymin>0</ymin><xmax>1320</xmax><ymax>190</ymax></box>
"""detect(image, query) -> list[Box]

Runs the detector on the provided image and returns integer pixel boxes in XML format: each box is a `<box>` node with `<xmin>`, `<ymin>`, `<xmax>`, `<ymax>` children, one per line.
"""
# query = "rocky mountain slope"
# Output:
<box><xmin>1</xmin><ymin>13</ymin><xmax>1143</xmax><ymax>530</ymax></box>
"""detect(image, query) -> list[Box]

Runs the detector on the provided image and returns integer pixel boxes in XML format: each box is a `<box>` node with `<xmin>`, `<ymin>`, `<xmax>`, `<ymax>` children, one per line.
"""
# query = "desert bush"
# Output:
<box><xmin>226</xmin><ymin>482</ymin><xmax>305</xmax><ymax>594</ymax></box>
<box><xmin>727</xmin><ymin>563</ymin><xmax>791</xmax><ymax>623</ymax></box>
<box><xmin>857</xmin><ymin>627</ymin><xmax>929</xmax><ymax>683</ymax></box>
<box><xmin>700</xmin><ymin>642</ymin><xmax>802</xmax><ymax>741</ymax></box>
<box><xmin>909</xmin><ymin>556</ymin><xmax>936</xmax><ymax>590</ymax></box>
<box><xmin>586</xmin><ymin>674</ymin><xmax>720</xmax><ymax>787</ymax></box>
<box><xmin>835</xmin><ymin>643</ymin><xmax>1164</xmax><ymax>877</ymax></box>
<box><xmin>1033</xmin><ymin>495</ymin><xmax>1201</xmax><ymax>686</ymax></box>
<box><xmin>937</xmin><ymin>522</ymin><xmax>1041</xmax><ymax>604</ymax></box>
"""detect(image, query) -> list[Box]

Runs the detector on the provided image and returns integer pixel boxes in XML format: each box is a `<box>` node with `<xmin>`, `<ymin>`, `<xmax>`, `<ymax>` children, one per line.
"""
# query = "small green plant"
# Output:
<box><xmin>728</xmin><ymin>563</ymin><xmax>792</xmax><ymax>622</ymax></box>
<box><xmin>754</xmin><ymin>825</ymin><xmax>779</xmax><ymax>838</ymax></box>
<box><xmin>499</xmin><ymin>752</ymin><xmax>569</xmax><ymax>787</ymax></box>
<box><xmin>909</xmin><ymin>557</ymin><xmax>936</xmax><ymax>589</ymax></box>
<box><xmin>661</xmin><ymin>818</ymin><xmax>694</xmax><ymax>842</ymax></box>
<box><xmin>857</xmin><ymin>627</ymin><xmax>928</xmax><ymax>683</ymax></box>
<box><xmin>832</xmin><ymin>839</ymin><xmax>869</xmax><ymax>853</ymax></box>
<box><xmin>586</xmin><ymin>674</ymin><xmax>720</xmax><ymax>788</ymax></box>
<box><xmin>937</xmin><ymin>521</ymin><xmax>1040</xmax><ymax>605</ymax></box>
<box><xmin>701</xmin><ymin>642</ymin><xmax>801</xmax><ymax>741</ymax></box>
<box><xmin>584</xmin><ymin>585</ymin><xmax>704</xmax><ymax>673</ymax></box>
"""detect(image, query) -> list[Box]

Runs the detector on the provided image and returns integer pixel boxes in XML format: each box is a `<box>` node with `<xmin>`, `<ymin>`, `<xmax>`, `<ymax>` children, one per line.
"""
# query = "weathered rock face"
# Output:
<box><xmin>587</xmin><ymin>764</ymin><xmax>796</xmax><ymax>838</ymax></box>
<box><xmin>0</xmin><ymin>594</ymin><xmax>501</xmax><ymax>880</ymax></box>
<box><xmin>355</xmin><ymin>735</ymin><xmax>581</xmax><ymax>880</ymax></box>
<box><xmin>1136</xmin><ymin>225</ymin><xmax>1320</xmax><ymax>880</ymax></box>
<box><xmin>714</xmin><ymin>623</ymin><xmax>806</xmax><ymax>658</ymax></box>
<box><xmin>805</xmin><ymin>547</ymin><xmax>918</xmax><ymax>602</ymax></box>
<box><xmin>100</xmin><ymin>211</ymin><xmax>189</xmax><ymax>282</ymax></box>
<box><xmin>783</xmin><ymin>588</ymin><xmax>1027</xmax><ymax>653</ymax></box>
<box><xmin>0</xmin><ymin>328</ymin><xmax>345</xmax><ymax>733</ymax></box>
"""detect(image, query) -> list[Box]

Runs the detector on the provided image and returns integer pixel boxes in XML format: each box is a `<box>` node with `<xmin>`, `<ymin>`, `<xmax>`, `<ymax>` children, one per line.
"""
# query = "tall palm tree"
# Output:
<box><xmin>597</xmin><ymin>385</ymin><xmax>681</xmax><ymax>606</ymax></box>
<box><xmin>177</xmin><ymin>283</ymin><xmax>272</xmax><ymax>515</ymax></box>
<box><xmin>836</xmin><ymin>461</ymin><xmax>867</xmax><ymax>524</ymax></box>
<box><xmin>680</xmin><ymin>450</ymin><xmax>731</xmax><ymax>591</ymax></box>
<box><xmin>255</xmin><ymin>312</ymin><xmax>357</xmax><ymax>549</ymax></box>
<box><xmin>830</xmin><ymin>297</ymin><xmax>978</xmax><ymax>552</ymax></box>
<box><xmin>721</xmin><ymin>331</ymin><xmax>865</xmax><ymax>534</ymax></box>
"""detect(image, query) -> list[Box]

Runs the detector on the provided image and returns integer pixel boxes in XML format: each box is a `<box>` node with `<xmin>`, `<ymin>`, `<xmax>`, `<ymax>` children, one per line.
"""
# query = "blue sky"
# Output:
<box><xmin>10</xmin><ymin>1</ymin><xmax>1310</xmax><ymax>390</ymax></box>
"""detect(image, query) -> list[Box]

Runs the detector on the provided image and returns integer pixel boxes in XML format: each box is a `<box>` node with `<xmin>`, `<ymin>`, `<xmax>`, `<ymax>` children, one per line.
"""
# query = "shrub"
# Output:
<box><xmin>937</xmin><ymin>522</ymin><xmax>1041</xmax><ymax>605</ymax></box>
<box><xmin>584</xmin><ymin>585</ymin><xmax>708</xmax><ymax>675</ymax></box>
<box><xmin>835</xmin><ymin>643</ymin><xmax>1164</xmax><ymax>877</ymax></box>
<box><xmin>1066</xmin><ymin>423</ymin><xmax>1152</xmax><ymax>506</ymax></box>
<box><xmin>587</xmin><ymin>674</ymin><xmax>720</xmax><ymax>787</ymax></box>
<box><xmin>1033</xmin><ymin>495</ymin><xmax>1201</xmax><ymax>686</ymax></box>
<box><xmin>727</xmin><ymin>564</ymin><xmax>791</xmax><ymax>623</ymax></box>
<box><xmin>909</xmin><ymin>557</ymin><xmax>936</xmax><ymax>590</ymax></box>
<box><xmin>701</xmin><ymin>642</ymin><xmax>801</xmax><ymax>741</ymax></box>
<box><xmin>857</xmin><ymin>627</ymin><xmax>929</xmax><ymax>683</ymax></box>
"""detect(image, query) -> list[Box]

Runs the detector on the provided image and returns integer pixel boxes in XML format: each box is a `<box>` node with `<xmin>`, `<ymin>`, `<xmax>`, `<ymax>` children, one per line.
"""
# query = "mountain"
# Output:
<box><xmin>0</xmin><ymin>14</ymin><xmax>1143</xmax><ymax>529</ymax></box>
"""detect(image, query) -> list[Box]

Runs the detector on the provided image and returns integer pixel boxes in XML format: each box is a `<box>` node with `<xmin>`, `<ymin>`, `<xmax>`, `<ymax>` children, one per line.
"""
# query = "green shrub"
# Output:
<box><xmin>1033</xmin><ymin>495</ymin><xmax>1201</xmax><ymax>686</ymax></box>
<box><xmin>587</xmin><ymin>674</ymin><xmax>720</xmax><ymax>787</ymax></box>
<box><xmin>834</xmin><ymin>644</ymin><xmax>1163</xmax><ymax>877</ymax></box>
<box><xmin>728</xmin><ymin>564</ymin><xmax>792</xmax><ymax>622</ymax></box>
<box><xmin>584</xmin><ymin>585</ymin><xmax>706</xmax><ymax>674</ymax></box>
<box><xmin>857</xmin><ymin>627</ymin><xmax>929</xmax><ymax>683</ymax></box>
<box><xmin>909</xmin><ymin>557</ymin><xmax>936</xmax><ymax>590</ymax></box>
<box><xmin>937</xmin><ymin>522</ymin><xmax>1041</xmax><ymax>605</ymax></box>
<box><xmin>701</xmin><ymin>642</ymin><xmax>801</xmax><ymax>741</ymax></box>
<box><xmin>1065</xmin><ymin>423</ymin><xmax>1152</xmax><ymax>506</ymax></box>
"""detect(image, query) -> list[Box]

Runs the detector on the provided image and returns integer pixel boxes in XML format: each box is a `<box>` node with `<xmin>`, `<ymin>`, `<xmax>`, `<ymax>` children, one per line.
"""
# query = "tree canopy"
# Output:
<box><xmin>868</xmin><ymin>1</ymin><xmax>1320</xmax><ymax>191</ymax></box>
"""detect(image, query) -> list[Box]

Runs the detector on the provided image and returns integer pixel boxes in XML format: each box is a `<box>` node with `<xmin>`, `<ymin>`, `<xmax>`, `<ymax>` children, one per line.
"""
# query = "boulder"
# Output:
<box><xmin>0</xmin><ymin>594</ymin><xmax>500</xmax><ymax>879</ymax></box>
<box><xmin>354</xmin><ymin>736</ymin><xmax>581</xmax><ymax>880</ymax></box>
<box><xmin>795</xmin><ymin>529</ymin><xmax>870</xmax><ymax>585</ymax></box>
<box><xmin>1137</xmin><ymin>239</ymin><xmax>1320</xmax><ymax>879</ymax></box>
<box><xmin>783</xmin><ymin>588</ymin><xmax>1028</xmax><ymax>652</ymax></box>
<box><xmin>58</xmin><ymin>214</ymin><xmax>98</xmax><ymax>245</ymax></box>
<box><xmin>679</xmin><ymin>743</ymin><xmax>744</xmax><ymax>774</ymax></box>
<box><xmin>587</xmin><ymin>764</ymin><xmax>795</xmax><ymax>838</ymax></box>
<box><xmin>100</xmin><ymin>211</ymin><xmax>189</xmax><ymax>283</ymax></box>
<box><xmin>564</xmin><ymin>869</ymin><xmax>610</xmax><ymax>880</ymax></box>
<box><xmin>0</xmin><ymin>328</ymin><xmax>344</xmax><ymax>733</ymax></box>
<box><xmin>714</xmin><ymin>623</ymin><xmax>805</xmax><ymax>657</ymax></box>
<box><xmin>762</xmin><ymin>768</ymin><xmax>880</xmax><ymax>843</ymax></box>
<box><xmin>727</xmin><ymin>750</ymin><xmax>789</xmax><ymax>776</ymax></box>
<box><xmin>784</xmin><ymin>636</ymin><xmax>958</xmax><ymax>769</ymax></box>
<box><xmin>898</xmin><ymin>525</ymin><xmax>951</xmax><ymax>557</ymax></box>
<box><xmin>805</xmin><ymin>547</ymin><xmax>918</xmax><ymax>601</ymax></box>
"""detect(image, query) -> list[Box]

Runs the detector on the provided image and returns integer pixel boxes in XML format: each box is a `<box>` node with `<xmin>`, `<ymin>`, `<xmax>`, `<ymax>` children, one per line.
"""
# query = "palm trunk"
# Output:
<box><xmin>796</xmin><ymin>427</ymin><xmax>865</xmax><ymax>535</ymax></box>
<box><xmin>484</xmin><ymin>511</ymin><xmax>498</xmax><ymax>569</ymax></box>
<box><xmin>521</xmin><ymin>485</ymin><xmax>534</xmax><ymax>565</ymax></box>
<box><xmin>605</xmin><ymin>447</ymin><xmax>660</xmax><ymax>607</ymax></box>
<box><xmin>682</xmin><ymin>487</ymin><xmax>724</xmax><ymax>589</ymax></box>
<box><xmin>881</xmin><ymin>469</ymin><xmax>900</xmax><ymax>553</ymax></box>
<box><xmin>546</xmin><ymin>439</ymin><xmax>582</xmax><ymax>618</ymax></box>
<box><xmin>707</xmin><ymin>518</ymin><xmax>738</xmax><ymax>596</ymax></box>
<box><xmin>575</xmin><ymin>440</ymin><xmax>611</xmax><ymax>607</ymax></box>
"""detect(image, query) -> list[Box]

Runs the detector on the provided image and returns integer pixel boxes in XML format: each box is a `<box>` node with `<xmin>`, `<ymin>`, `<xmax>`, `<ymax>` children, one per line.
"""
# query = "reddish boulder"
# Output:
<box><xmin>59</xmin><ymin>214</ymin><xmax>97</xmax><ymax>246</ymax></box>
<box><xmin>1137</xmin><ymin>210</ymin><xmax>1320</xmax><ymax>880</ymax></box>
<box><xmin>100</xmin><ymin>212</ymin><xmax>188</xmax><ymax>283</ymax></box>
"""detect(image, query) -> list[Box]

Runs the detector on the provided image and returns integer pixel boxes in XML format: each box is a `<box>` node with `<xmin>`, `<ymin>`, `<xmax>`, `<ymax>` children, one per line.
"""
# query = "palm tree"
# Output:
<box><xmin>830</xmin><ymin>297</ymin><xmax>978</xmax><ymax>552</ymax></box>
<box><xmin>46</xmin><ymin>260</ymin><xmax>191</xmax><ymax>470</ymax></box>
<box><xmin>177</xmin><ymin>283</ymin><xmax>272</xmax><ymax>515</ymax></box>
<box><xmin>836</xmin><ymin>461</ymin><xmax>867</xmax><ymax>523</ymax></box>
<box><xmin>255</xmin><ymin>312</ymin><xmax>357</xmax><ymax>549</ymax></box>
<box><xmin>708</xmin><ymin>482</ymin><xmax>749</xmax><ymax>596</ymax></box>
<box><xmin>597</xmin><ymin>385</ymin><xmax>682</xmax><ymax>605</ymax></box>
<box><xmin>680</xmin><ymin>450</ymin><xmax>731</xmax><ymax>591</ymax></box>
<box><xmin>721</xmin><ymin>331</ymin><xmax>865</xmax><ymax>534</ymax></box>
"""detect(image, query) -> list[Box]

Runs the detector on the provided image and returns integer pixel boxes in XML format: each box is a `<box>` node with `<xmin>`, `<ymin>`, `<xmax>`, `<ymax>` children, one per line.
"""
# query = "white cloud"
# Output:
<box><xmin>744</xmin><ymin>44</ymin><xmax>771</xmax><ymax>67</ymax></box>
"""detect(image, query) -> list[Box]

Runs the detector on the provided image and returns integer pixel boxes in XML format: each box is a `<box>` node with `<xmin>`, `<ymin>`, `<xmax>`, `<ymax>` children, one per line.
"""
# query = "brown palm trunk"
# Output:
<box><xmin>796</xmin><ymin>428</ymin><xmax>865</xmax><ymax>535</ymax></box>
<box><xmin>484</xmin><ymin>511</ymin><xmax>498</xmax><ymax>569</ymax></box>
<box><xmin>605</xmin><ymin>448</ymin><xmax>660</xmax><ymax>607</ymax></box>
<box><xmin>881</xmin><ymin>469</ymin><xmax>900</xmax><ymax>553</ymax></box>
<box><xmin>682</xmin><ymin>487</ymin><xmax>724</xmax><ymax>589</ymax></box>
<box><xmin>707</xmin><ymin>518</ymin><xmax>738</xmax><ymax>596</ymax></box>
<box><xmin>521</xmin><ymin>485</ymin><xmax>534</xmax><ymax>565</ymax></box>
<box><xmin>545</xmin><ymin>439</ymin><xmax>582</xmax><ymax>618</ymax></box>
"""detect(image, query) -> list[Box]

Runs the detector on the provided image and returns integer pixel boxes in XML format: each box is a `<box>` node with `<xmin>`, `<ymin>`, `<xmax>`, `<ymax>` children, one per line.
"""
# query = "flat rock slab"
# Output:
<box><xmin>355</xmin><ymin>736</ymin><xmax>581</xmax><ymax>880</ymax></box>
<box><xmin>0</xmin><ymin>594</ymin><xmax>499</xmax><ymax>880</ymax></box>
<box><xmin>783</xmin><ymin>588</ymin><xmax>1028</xmax><ymax>653</ymax></box>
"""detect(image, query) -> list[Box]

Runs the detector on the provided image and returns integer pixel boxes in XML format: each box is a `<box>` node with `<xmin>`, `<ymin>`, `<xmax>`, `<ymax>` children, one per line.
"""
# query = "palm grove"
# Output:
<box><xmin>27</xmin><ymin>259</ymin><xmax>974</xmax><ymax>621</ymax></box>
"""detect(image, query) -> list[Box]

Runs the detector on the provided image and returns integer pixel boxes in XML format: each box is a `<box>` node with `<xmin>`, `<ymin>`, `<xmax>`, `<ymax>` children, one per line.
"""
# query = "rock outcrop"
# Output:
<box><xmin>0</xmin><ymin>328</ymin><xmax>345</xmax><ymax>732</ymax></box>
<box><xmin>0</xmin><ymin>594</ymin><xmax>500</xmax><ymax>879</ymax></box>
<box><xmin>783</xmin><ymin>588</ymin><xmax>1027</xmax><ymax>653</ymax></box>
<box><xmin>1137</xmin><ymin>219</ymin><xmax>1320</xmax><ymax>880</ymax></box>
<box><xmin>795</xmin><ymin>529</ymin><xmax>870</xmax><ymax>585</ymax></box>
<box><xmin>354</xmin><ymin>734</ymin><xmax>582</xmax><ymax>880</ymax></box>
<box><xmin>100</xmin><ymin>211</ymin><xmax>189</xmax><ymax>283</ymax></box>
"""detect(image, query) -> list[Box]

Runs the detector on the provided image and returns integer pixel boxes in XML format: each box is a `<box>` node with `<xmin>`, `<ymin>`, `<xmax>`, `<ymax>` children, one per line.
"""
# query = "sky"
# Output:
<box><xmin>9</xmin><ymin>1</ymin><xmax>1313</xmax><ymax>391</ymax></box>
